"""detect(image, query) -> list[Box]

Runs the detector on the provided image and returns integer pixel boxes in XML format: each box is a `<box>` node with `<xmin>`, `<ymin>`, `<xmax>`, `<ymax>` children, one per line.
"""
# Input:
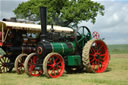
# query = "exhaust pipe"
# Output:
<box><xmin>40</xmin><ymin>7</ymin><xmax>47</xmax><ymax>40</ymax></box>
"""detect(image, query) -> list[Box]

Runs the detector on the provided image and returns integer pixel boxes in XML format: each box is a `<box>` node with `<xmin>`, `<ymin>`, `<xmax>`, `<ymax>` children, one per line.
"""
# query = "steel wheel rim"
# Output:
<box><xmin>89</xmin><ymin>40</ymin><xmax>109</xmax><ymax>73</ymax></box>
<box><xmin>47</xmin><ymin>54</ymin><xmax>64</xmax><ymax>78</ymax></box>
<box><xmin>17</xmin><ymin>55</ymin><xmax>26</xmax><ymax>74</ymax></box>
<box><xmin>28</xmin><ymin>55</ymin><xmax>42</xmax><ymax>76</ymax></box>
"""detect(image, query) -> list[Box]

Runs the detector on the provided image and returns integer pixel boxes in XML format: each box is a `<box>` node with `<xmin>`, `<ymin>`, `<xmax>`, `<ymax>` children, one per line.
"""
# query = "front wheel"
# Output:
<box><xmin>24</xmin><ymin>53</ymin><xmax>43</xmax><ymax>76</ymax></box>
<box><xmin>15</xmin><ymin>53</ymin><xmax>28</xmax><ymax>74</ymax></box>
<box><xmin>43</xmin><ymin>52</ymin><xmax>65</xmax><ymax>78</ymax></box>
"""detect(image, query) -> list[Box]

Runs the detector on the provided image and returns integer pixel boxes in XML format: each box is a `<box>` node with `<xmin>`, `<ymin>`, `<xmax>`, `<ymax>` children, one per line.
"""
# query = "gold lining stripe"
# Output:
<box><xmin>61</xmin><ymin>43</ymin><xmax>64</xmax><ymax>54</ymax></box>
<box><xmin>50</xmin><ymin>43</ymin><xmax>54</xmax><ymax>52</ymax></box>
<box><xmin>71</xmin><ymin>42</ymin><xmax>75</xmax><ymax>54</ymax></box>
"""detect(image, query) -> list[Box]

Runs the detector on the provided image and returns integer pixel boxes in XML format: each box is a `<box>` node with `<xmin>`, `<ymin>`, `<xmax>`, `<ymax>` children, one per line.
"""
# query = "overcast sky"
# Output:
<box><xmin>0</xmin><ymin>0</ymin><xmax>128</xmax><ymax>45</ymax></box>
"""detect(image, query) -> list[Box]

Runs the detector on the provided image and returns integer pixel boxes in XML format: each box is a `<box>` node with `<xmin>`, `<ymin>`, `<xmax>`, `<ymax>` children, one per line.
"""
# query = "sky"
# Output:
<box><xmin>0</xmin><ymin>0</ymin><xmax>128</xmax><ymax>45</ymax></box>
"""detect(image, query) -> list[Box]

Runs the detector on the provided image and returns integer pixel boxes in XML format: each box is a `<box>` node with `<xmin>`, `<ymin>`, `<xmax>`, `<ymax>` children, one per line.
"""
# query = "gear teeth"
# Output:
<box><xmin>82</xmin><ymin>39</ymin><xmax>96</xmax><ymax>73</ymax></box>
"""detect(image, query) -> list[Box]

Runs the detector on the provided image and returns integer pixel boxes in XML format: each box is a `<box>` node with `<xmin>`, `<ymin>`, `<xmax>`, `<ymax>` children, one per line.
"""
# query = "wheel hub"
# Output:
<box><xmin>95</xmin><ymin>54</ymin><xmax>99</xmax><ymax>59</ymax></box>
<box><xmin>2</xmin><ymin>63</ymin><xmax>6</xmax><ymax>67</ymax></box>
<box><xmin>54</xmin><ymin>64</ymin><xmax>58</xmax><ymax>69</ymax></box>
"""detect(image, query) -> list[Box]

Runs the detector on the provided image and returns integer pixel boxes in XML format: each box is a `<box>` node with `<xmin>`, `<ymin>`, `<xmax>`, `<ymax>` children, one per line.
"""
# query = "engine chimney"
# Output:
<box><xmin>40</xmin><ymin>7</ymin><xmax>47</xmax><ymax>40</ymax></box>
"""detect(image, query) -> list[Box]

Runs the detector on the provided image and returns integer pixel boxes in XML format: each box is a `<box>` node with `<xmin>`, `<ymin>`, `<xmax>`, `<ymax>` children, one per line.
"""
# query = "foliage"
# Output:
<box><xmin>13</xmin><ymin>0</ymin><xmax>104</xmax><ymax>27</ymax></box>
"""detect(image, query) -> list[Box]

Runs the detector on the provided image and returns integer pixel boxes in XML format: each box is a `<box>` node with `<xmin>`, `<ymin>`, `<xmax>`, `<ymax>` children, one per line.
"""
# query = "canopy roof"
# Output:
<box><xmin>0</xmin><ymin>21</ymin><xmax>74</xmax><ymax>33</ymax></box>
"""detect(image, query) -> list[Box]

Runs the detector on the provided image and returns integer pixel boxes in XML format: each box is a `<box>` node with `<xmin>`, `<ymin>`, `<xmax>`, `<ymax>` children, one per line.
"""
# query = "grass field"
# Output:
<box><xmin>108</xmin><ymin>44</ymin><xmax>128</xmax><ymax>54</ymax></box>
<box><xmin>0</xmin><ymin>54</ymin><xmax>128</xmax><ymax>85</ymax></box>
<box><xmin>0</xmin><ymin>44</ymin><xmax>128</xmax><ymax>85</ymax></box>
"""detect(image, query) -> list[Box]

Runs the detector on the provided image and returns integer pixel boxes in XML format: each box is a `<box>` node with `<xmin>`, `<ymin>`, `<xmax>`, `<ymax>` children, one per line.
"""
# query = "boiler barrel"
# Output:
<box><xmin>50</xmin><ymin>42</ymin><xmax>76</xmax><ymax>55</ymax></box>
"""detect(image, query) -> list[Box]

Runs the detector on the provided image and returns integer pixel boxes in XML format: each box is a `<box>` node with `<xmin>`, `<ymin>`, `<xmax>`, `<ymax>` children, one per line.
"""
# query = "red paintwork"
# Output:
<box><xmin>37</xmin><ymin>47</ymin><xmax>43</xmax><ymax>55</ymax></box>
<box><xmin>0</xmin><ymin>32</ymin><xmax>2</xmax><ymax>46</ymax></box>
<box><xmin>47</xmin><ymin>54</ymin><xmax>64</xmax><ymax>78</ymax></box>
<box><xmin>28</xmin><ymin>55</ymin><xmax>42</xmax><ymax>76</ymax></box>
<box><xmin>92</xmin><ymin>31</ymin><xmax>100</xmax><ymax>39</ymax></box>
<box><xmin>89</xmin><ymin>40</ymin><xmax>109</xmax><ymax>73</ymax></box>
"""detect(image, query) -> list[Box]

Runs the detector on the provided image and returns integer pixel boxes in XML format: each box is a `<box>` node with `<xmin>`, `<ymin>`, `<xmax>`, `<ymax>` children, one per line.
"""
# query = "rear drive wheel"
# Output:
<box><xmin>24</xmin><ymin>53</ymin><xmax>43</xmax><ymax>76</ymax></box>
<box><xmin>43</xmin><ymin>52</ymin><xmax>65</xmax><ymax>78</ymax></box>
<box><xmin>15</xmin><ymin>53</ymin><xmax>27</xmax><ymax>74</ymax></box>
<box><xmin>82</xmin><ymin>39</ymin><xmax>109</xmax><ymax>73</ymax></box>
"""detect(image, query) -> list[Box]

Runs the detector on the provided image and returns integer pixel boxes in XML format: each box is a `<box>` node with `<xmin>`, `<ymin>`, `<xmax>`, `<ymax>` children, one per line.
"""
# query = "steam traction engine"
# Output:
<box><xmin>0</xmin><ymin>20</ymin><xmax>37</xmax><ymax>74</ymax></box>
<box><xmin>0</xmin><ymin>14</ymin><xmax>75</xmax><ymax>74</ymax></box>
<box><xmin>24</xmin><ymin>7</ymin><xmax>109</xmax><ymax>78</ymax></box>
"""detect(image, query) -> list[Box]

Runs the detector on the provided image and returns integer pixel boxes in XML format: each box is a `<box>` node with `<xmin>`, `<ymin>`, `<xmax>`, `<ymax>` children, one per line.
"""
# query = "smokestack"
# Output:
<box><xmin>40</xmin><ymin>7</ymin><xmax>47</xmax><ymax>39</ymax></box>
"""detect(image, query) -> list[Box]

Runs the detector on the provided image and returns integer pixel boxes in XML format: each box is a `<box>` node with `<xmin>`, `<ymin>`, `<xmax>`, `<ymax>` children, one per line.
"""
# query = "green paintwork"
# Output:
<box><xmin>67</xmin><ymin>55</ymin><xmax>81</xmax><ymax>66</ymax></box>
<box><xmin>50</xmin><ymin>29</ymin><xmax>92</xmax><ymax>66</ymax></box>
<box><xmin>50</xmin><ymin>42</ymin><xmax>76</xmax><ymax>55</ymax></box>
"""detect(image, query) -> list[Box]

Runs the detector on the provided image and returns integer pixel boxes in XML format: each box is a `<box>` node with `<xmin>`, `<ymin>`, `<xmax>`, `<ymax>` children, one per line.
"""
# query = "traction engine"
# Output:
<box><xmin>24</xmin><ymin>7</ymin><xmax>109</xmax><ymax>78</ymax></box>
<box><xmin>0</xmin><ymin>16</ymin><xmax>40</xmax><ymax>73</ymax></box>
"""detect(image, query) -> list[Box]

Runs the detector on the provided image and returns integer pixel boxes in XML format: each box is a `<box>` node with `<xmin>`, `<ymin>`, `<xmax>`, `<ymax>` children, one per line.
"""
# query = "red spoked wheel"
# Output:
<box><xmin>24</xmin><ymin>53</ymin><xmax>43</xmax><ymax>76</ymax></box>
<box><xmin>43</xmin><ymin>53</ymin><xmax>65</xmax><ymax>78</ymax></box>
<box><xmin>82</xmin><ymin>39</ymin><xmax>109</xmax><ymax>73</ymax></box>
<box><xmin>92</xmin><ymin>31</ymin><xmax>100</xmax><ymax>39</ymax></box>
<box><xmin>15</xmin><ymin>54</ymin><xmax>27</xmax><ymax>74</ymax></box>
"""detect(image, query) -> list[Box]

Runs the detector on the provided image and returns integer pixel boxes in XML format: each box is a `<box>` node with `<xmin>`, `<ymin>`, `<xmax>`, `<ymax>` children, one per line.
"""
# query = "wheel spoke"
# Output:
<box><xmin>48</xmin><ymin>58</ymin><xmax>53</xmax><ymax>64</ymax></box>
<box><xmin>97</xmin><ymin>64</ymin><xmax>100</xmax><ymax>71</ymax></box>
<box><xmin>100</xmin><ymin>54</ymin><xmax>105</xmax><ymax>57</ymax></box>
<box><xmin>3</xmin><ymin>57</ymin><xmax>5</xmax><ymax>62</ymax></box>
<box><xmin>91</xmin><ymin>47</ymin><xmax>95</xmax><ymax>53</ymax></box>
<box><xmin>0</xmin><ymin>58</ymin><xmax>3</xmax><ymax>63</ymax></box>
<box><xmin>100</xmin><ymin>57</ymin><xmax>105</xmax><ymax>61</ymax></box>
<box><xmin>55</xmin><ymin>57</ymin><xmax>59</xmax><ymax>62</ymax></box>
<box><xmin>89</xmin><ymin>53</ymin><xmax>94</xmax><ymax>56</ymax></box>
<box><xmin>90</xmin><ymin>58</ymin><xmax>95</xmax><ymax>63</ymax></box>
<box><xmin>57</xmin><ymin>65</ymin><xmax>62</xmax><ymax>69</ymax></box>
<box><xmin>32</xmin><ymin>57</ymin><xmax>36</xmax><ymax>64</ymax></box>
<box><xmin>56</xmin><ymin>67</ymin><xmax>60</xmax><ymax>73</ymax></box>
<box><xmin>48</xmin><ymin>67</ymin><xmax>52</xmax><ymax>72</ymax></box>
<box><xmin>54</xmin><ymin>70</ymin><xmax>56</xmax><ymax>76</ymax></box>
<box><xmin>97</xmin><ymin>44</ymin><xmax>103</xmax><ymax>52</ymax></box>
<box><xmin>97</xmin><ymin>59</ymin><xmax>103</xmax><ymax>64</ymax></box>
<box><xmin>1</xmin><ymin>57</ymin><xmax>4</xmax><ymax>63</ymax></box>
<box><xmin>29</xmin><ymin>65</ymin><xmax>34</xmax><ymax>72</ymax></box>
<box><xmin>52</xmin><ymin>57</ymin><xmax>56</xmax><ymax>64</ymax></box>
<box><xmin>5</xmin><ymin>58</ymin><xmax>8</xmax><ymax>63</ymax></box>
<box><xmin>47</xmin><ymin>64</ymin><xmax>53</xmax><ymax>67</ymax></box>
<box><xmin>57</xmin><ymin>60</ymin><xmax>61</xmax><ymax>65</ymax></box>
<box><xmin>98</xmin><ymin>49</ymin><xmax>103</xmax><ymax>54</ymax></box>
<box><xmin>89</xmin><ymin>56</ymin><xmax>93</xmax><ymax>60</ymax></box>
<box><xmin>51</xmin><ymin>68</ymin><xmax>55</xmax><ymax>75</ymax></box>
<box><xmin>95</xmin><ymin>42</ymin><xmax>98</xmax><ymax>51</ymax></box>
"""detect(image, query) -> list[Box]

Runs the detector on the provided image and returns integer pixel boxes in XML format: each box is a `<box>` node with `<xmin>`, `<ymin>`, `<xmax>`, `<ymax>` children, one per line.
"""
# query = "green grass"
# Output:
<box><xmin>0</xmin><ymin>54</ymin><xmax>128</xmax><ymax>85</ymax></box>
<box><xmin>108</xmin><ymin>44</ymin><xmax>128</xmax><ymax>54</ymax></box>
